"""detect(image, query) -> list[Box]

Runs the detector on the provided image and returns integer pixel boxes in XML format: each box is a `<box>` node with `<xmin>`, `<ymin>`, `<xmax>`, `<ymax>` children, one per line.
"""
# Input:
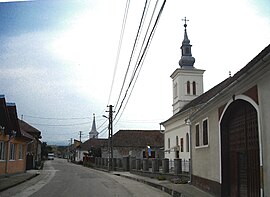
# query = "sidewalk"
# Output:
<box><xmin>111</xmin><ymin>171</ymin><xmax>214</xmax><ymax>197</ymax></box>
<box><xmin>0</xmin><ymin>170</ymin><xmax>39</xmax><ymax>192</ymax></box>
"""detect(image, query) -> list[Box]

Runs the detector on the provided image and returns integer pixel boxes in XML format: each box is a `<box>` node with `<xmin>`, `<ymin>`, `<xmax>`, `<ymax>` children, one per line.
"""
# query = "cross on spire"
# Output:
<box><xmin>182</xmin><ymin>17</ymin><xmax>189</xmax><ymax>29</ymax></box>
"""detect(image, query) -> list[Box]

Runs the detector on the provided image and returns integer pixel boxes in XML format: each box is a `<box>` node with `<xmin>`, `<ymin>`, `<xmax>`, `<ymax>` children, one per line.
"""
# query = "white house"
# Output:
<box><xmin>161</xmin><ymin>20</ymin><xmax>205</xmax><ymax>165</ymax></box>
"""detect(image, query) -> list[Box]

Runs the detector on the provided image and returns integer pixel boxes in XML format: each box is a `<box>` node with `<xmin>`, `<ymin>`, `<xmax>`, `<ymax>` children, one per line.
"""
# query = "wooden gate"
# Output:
<box><xmin>221</xmin><ymin>99</ymin><xmax>260</xmax><ymax>197</ymax></box>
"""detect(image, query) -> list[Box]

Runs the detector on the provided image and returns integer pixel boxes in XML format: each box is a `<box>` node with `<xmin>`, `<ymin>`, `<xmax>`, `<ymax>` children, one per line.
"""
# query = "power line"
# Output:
<box><xmin>107</xmin><ymin>0</ymin><xmax>131</xmax><ymax>105</ymax></box>
<box><xmin>23</xmin><ymin>114</ymin><xmax>91</xmax><ymax>120</ymax></box>
<box><xmin>114</xmin><ymin>0</ymin><xmax>166</xmax><ymax>122</ymax></box>
<box><xmin>114</xmin><ymin>0</ymin><xmax>149</xmax><ymax>110</ymax></box>
<box><xmin>28</xmin><ymin>121</ymin><xmax>92</xmax><ymax>127</ymax></box>
<box><xmin>97</xmin><ymin>119</ymin><xmax>108</xmax><ymax>130</ymax></box>
<box><xmin>115</xmin><ymin>0</ymin><xmax>160</xmax><ymax>124</ymax></box>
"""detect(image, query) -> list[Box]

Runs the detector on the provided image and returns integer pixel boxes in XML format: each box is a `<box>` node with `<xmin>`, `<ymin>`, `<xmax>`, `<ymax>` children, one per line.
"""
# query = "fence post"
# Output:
<box><xmin>152</xmin><ymin>158</ymin><xmax>159</xmax><ymax>173</ymax></box>
<box><xmin>113</xmin><ymin>158</ymin><xmax>117</xmax><ymax>170</ymax></box>
<box><xmin>143</xmin><ymin>158</ymin><xmax>149</xmax><ymax>172</ymax></box>
<box><xmin>174</xmin><ymin>158</ymin><xmax>182</xmax><ymax>175</ymax></box>
<box><xmin>117</xmin><ymin>158</ymin><xmax>122</xmax><ymax>169</ymax></box>
<box><xmin>122</xmin><ymin>156</ymin><xmax>130</xmax><ymax>171</ymax></box>
<box><xmin>129</xmin><ymin>157</ymin><xmax>136</xmax><ymax>171</ymax></box>
<box><xmin>136</xmin><ymin>159</ymin><xmax>141</xmax><ymax>170</ymax></box>
<box><xmin>162</xmin><ymin>158</ymin><xmax>169</xmax><ymax>173</ymax></box>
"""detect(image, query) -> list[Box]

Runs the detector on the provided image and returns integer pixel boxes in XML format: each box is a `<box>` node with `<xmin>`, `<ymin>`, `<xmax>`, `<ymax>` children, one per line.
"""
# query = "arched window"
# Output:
<box><xmin>192</xmin><ymin>81</ymin><xmax>196</xmax><ymax>95</ymax></box>
<box><xmin>187</xmin><ymin>81</ymin><xmax>190</xmax><ymax>95</ymax></box>
<box><xmin>186</xmin><ymin>133</ymin><xmax>189</xmax><ymax>152</ymax></box>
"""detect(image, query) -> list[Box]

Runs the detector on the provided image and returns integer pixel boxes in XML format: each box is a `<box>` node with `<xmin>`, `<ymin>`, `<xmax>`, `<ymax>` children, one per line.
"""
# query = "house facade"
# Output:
<box><xmin>162</xmin><ymin>21</ymin><xmax>204</xmax><ymax>165</ymax></box>
<box><xmin>0</xmin><ymin>96</ymin><xmax>32</xmax><ymax>176</ymax></box>
<box><xmin>189</xmin><ymin>44</ymin><xmax>270</xmax><ymax>196</ymax></box>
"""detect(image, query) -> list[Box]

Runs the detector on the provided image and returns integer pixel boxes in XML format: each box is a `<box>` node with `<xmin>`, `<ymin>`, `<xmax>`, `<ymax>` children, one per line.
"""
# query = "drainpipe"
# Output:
<box><xmin>185</xmin><ymin>118</ymin><xmax>192</xmax><ymax>183</ymax></box>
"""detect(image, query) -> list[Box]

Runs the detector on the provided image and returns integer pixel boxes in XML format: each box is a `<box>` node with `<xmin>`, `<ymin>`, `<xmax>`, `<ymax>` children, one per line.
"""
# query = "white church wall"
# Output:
<box><xmin>164</xmin><ymin>117</ymin><xmax>190</xmax><ymax>166</ymax></box>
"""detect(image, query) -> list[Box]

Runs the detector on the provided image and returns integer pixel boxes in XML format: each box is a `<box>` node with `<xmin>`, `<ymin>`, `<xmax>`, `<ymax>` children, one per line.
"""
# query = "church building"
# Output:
<box><xmin>162</xmin><ymin>17</ymin><xmax>270</xmax><ymax>196</ymax></box>
<box><xmin>161</xmin><ymin>18</ymin><xmax>205</xmax><ymax>164</ymax></box>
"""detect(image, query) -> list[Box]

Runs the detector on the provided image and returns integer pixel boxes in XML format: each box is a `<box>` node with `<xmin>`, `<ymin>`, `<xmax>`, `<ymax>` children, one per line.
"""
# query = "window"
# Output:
<box><xmin>192</xmin><ymin>81</ymin><xmax>196</xmax><ymax>95</ymax></box>
<box><xmin>180</xmin><ymin>138</ymin><xmax>184</xmax><ymax>152</ymax></box>
<box><xmin>9</xmin><ymin>143</ymin><xmax>15</xmax><ymax>160</ymax></box>
<box><xmin>168</xmin><ymin>138</ymin><xmax>170</xmax><ymax>149</ymax></box>
<box><xmin>0</xmin><ymin>141</ymin><xmax>5</xmax><ymax>160</ymax></box>
<box><xmin>187</xmin><ymin>81</ymin><xmax>190</xmax><ymax>95</ymax></box>
<box><xmin>203</xmin><ymin>119</ymin><xmax>209</xmax><ymax>145</ymax></box>
<box><xmin>19</xmin><ymin>144</ymin><xmax>23</xmax><ymax>159</ymax></box>
<box><xmin>176</xmin><ymin>136</ymin><xmax>179</xmax><ymax>146</ymax></box>
<box><xmin>195</xmin><ymin>124</ymin><xmax>200</xmax><ymax>147</ymax></box>
<box><xmin>186</xmin><ymin>133</ymin><xmax>189</xmax><ymax>152</ymax></box>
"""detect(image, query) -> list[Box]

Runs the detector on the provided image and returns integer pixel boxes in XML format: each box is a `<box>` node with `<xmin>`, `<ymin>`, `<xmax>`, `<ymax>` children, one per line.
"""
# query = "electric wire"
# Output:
<box><xmin>114</xmin><ymin>0</ymin><xmax>166</xmax><ymax>122</ymax></box>
<box><xmin>97</xmin><ymin>119</ymin><xmax>108</xmax><ymax>130</ymax></box>
<box><xmin>23</xmin><ymin>114</ymin><xmax>91</xmax><ymax>120</ymax></box>
<box><xmin>114</xmin><ymin>0</ymin><xmax>156</xmax><ymax>120</ymax></box>
<box><xmin>107</xmin><ymin>0</ymin><xmax>131</xmax><ymax>105</ymax></box>
<box><xmin>28</xmin><ymin>121</ymin><xmax>92</xmax><ymax>127</ymax></box>
<box><xmin>114</xmin><ymin>0</ymin><xmax>149</xmax><ymax>110</ymax></box>
<box><xmin>114</xmin><ymin>6</ymin><xmax>156</xmax><ymax>125</ymax></box>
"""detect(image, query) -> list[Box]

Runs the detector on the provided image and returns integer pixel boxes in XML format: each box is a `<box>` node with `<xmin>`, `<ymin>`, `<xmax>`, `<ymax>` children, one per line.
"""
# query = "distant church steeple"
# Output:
<box><xmin>179</xmin><ymin>17</ymin><xmax>195</xmax><ymax>69</ymax></box>
<box><xmin>89</xmin><ymin>113</ymin><xmax>99</xmax><ymax>139</ymax></box>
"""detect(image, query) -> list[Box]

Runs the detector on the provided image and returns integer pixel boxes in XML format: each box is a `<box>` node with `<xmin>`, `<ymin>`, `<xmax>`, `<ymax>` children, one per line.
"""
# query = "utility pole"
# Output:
<box><xmin>79</xmin><ymin>131</ymin><xmax>82</xmax><ymax>161</ymax></box>
<box><xmin>106</xmin><ymin>105</ymin><xmax>114</xmax><ymax>171</ymax></box>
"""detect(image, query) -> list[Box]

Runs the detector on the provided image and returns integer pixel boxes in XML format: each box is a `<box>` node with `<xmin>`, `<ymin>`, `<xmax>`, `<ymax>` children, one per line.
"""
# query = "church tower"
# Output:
<box><xmin>171</xmin><ymin>18</ymin><xmax>205</xmax><ymax>114</ymax></box>
<box><xmin>89</xmin><ymin>114</ymin><xmax>99</xmax><ymax>139</ymax></box>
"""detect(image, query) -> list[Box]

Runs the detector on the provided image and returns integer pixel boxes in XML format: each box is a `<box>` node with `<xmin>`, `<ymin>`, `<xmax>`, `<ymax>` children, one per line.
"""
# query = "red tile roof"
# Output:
<box><xmin>112</xmin><ymin>130</ymin><xmax>163</xmax><ymax>148</ymax></box>
<box><xmin>19</xmin><ymin>120</ymin><xmax>42</xmax><ymax>139</ymax></box>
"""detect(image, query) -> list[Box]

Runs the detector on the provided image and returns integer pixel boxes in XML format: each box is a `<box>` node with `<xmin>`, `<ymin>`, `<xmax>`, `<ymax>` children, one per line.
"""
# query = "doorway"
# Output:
<box><xmin>221</xmin><ymin>99</ymin><xmax>260</xmax><ymax>197</ymax></box>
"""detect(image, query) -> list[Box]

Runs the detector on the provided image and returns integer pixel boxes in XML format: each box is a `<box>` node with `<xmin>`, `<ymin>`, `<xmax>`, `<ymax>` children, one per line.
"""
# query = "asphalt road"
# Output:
<box><xmin>1</xmin><ymin>158</ymin><xmax>171</xmax><ymax>197</ymax></box>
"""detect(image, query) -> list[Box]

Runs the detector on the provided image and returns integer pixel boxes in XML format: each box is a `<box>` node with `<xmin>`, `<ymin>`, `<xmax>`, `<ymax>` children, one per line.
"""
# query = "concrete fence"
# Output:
<box><xmin>91</xmin><ymin>157</ymin><xmax>190</xmax><ymax>181</ymax></box>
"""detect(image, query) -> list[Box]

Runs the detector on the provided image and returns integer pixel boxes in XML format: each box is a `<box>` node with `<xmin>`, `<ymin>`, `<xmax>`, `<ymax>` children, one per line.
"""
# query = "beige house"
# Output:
<box><xmin>189</xmin><ymin>44</ymin><xmax>270</xmax><ymax>196</ymax></box>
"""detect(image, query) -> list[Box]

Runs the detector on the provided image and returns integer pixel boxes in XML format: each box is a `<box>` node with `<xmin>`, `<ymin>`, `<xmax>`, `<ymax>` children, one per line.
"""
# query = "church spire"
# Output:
<box><xmin>89</xmin><ymin>113</ymin><xmax>99</xmax><ymax>139</ymax></box>
<box><xmin>179</xmin><ymin>17</ymin><xmax>195</xmax><ymax>69</ymax></box>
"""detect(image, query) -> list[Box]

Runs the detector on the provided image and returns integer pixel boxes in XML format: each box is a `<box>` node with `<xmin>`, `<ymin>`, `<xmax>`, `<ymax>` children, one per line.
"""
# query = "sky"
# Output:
<box><xmin>0</xmin><ymin>0</ymin><xmax>269</xmax><ymax>145</ymax></box>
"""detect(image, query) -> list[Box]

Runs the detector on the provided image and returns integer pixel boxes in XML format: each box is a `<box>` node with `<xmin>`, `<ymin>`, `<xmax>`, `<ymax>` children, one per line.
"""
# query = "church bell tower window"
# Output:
<box><xmin>187</xmin><ymin>81</ymin><xmax>190</xmax><ymax>95</ymax></box>
<box><xmin>192</xmin><ymin>81</ymin><xmax>196</xmax><ymax>95</ymax></box>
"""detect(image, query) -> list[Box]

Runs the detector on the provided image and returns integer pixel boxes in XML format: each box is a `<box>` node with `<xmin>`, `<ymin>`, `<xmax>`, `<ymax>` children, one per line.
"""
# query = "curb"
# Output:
<box><xmin>0</xmin><ymin>173</ymin><xmax>39</xmax><ymax>192</ymax></box>
<box><xmin>114</xmin><ymin>173</ymin><xmax>185</xmax><ymax>197</ymax></box>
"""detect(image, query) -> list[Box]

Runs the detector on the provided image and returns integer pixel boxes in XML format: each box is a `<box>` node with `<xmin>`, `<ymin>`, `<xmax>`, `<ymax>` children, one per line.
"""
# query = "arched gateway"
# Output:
<box><xmin>221</xmin><ymin>99</ymin><xmax>260</xmax><ymax>197</ymax></box>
